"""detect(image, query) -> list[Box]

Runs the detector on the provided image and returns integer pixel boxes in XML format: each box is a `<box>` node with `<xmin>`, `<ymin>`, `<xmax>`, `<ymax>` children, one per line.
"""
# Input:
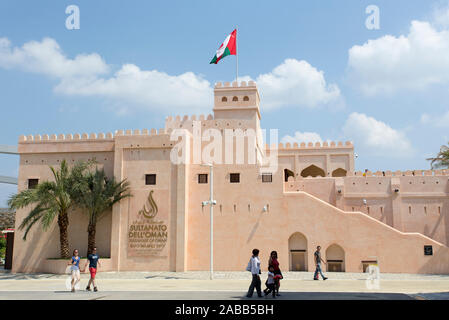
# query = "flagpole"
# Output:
<box><xmin>236</xmin><ymin>26</ymin><xmax>238</xmax><ymax>83</ymax></box>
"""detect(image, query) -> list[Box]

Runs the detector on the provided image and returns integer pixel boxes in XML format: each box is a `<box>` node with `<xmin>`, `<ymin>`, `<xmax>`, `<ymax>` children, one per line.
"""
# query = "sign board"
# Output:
<box><xmin>127</xmin><ymin>190</ymin><xmax>169</xmax><ymax>257</ymax></box>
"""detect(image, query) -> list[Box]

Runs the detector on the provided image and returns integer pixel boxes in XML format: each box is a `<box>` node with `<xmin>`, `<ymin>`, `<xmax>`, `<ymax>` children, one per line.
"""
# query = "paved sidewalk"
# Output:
<box><xmin>0</xmin><ymin>271</ymin><xmax>448</xmax><ymax>300</ymax></box>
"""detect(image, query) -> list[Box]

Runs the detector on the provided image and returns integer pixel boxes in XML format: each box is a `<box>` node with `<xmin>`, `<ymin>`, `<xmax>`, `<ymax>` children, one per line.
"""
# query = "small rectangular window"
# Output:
<box><xmin>424</xmin><ymin>245</ymin><xmax>433</xmax><ymax>256</ymax></box>
<box><xmin>145</xmin><ymin>174</ymin><xmax>156</xmax><ymax>185</ymax></box>
<box><xmin>262</xmin><ymin>173</ymin><xmax>272</xmax><ymax>183</ymax></box>
<box><xmin>198</xmin><ymin>174</ymin><xmax>208</xmax><ymax>184</ymax></box>
<box><xmin>28</xmin><ymin>179</ymin><xmax>39</xmax><ymax>189</ymax></box>
<box><xmin>230</xmin><ymin>173</ymin><xmax>240</xmax><ymax>183</ymax></box>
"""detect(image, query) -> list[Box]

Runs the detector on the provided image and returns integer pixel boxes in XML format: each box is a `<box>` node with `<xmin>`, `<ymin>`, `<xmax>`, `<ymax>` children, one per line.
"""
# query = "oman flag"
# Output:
<box><xmin>210</xmin><ymin>29</ymin><xmax>237</xmax><ymax>64</ymax></box>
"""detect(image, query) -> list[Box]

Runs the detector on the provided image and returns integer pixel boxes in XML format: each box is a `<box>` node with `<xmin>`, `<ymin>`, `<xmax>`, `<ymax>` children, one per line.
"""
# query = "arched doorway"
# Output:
<box><xmin>332</xmin><ymin>168</ymin><xmax>347</xmax><ymax>177</ymax></box>
<box><xmin>301</xmin><ymin>165</ymin><xmax>325</xmax><ymax>178</ymax></box>
<box><xmin>284</xmin><ymin>168</ymin><xmax>294</xmax><ymax>182</ymax></box>
<box><xmin>288</xmin><ymin>232</ymin><xmax>308</xmax><ymax>271</ymax></box>
<box><xmin>325</xmin><ymin>244</ymin><xmax>345</xmax><ymax>272</ymax></box>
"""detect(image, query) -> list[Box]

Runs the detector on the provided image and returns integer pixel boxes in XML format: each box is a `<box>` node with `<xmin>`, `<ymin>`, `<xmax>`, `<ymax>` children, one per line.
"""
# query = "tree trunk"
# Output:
<box><xmin>57</xmin><ymin>212</ymin><xmax>70</xmax><ymax>259</ymax></box>
<box><xmin>87</xmin><ymin>222</ymin><xmax>96</xmax><ymax>255</ymax></box>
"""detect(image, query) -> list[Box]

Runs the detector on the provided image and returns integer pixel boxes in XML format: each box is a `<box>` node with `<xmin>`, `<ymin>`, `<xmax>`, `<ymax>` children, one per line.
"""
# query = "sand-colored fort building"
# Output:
<box><xmin>12</xmin><ymin>81</ymin><xmax>449</xmax><ymax>274</ymax></box>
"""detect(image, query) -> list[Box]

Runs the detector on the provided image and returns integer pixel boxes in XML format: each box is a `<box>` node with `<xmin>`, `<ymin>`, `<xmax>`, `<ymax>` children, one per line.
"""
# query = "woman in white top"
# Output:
<box><xmin>68</xmin><ymin>249</ymin><xmax>81</xmax><ymax>292</ymax></box>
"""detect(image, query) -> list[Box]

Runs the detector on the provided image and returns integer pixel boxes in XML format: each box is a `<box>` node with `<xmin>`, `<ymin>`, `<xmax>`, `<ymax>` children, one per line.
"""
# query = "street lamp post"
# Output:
<box><xmin>201</xmin><ymin>163</ymin><xmax>216</xmax><ymax>280</ymax></box>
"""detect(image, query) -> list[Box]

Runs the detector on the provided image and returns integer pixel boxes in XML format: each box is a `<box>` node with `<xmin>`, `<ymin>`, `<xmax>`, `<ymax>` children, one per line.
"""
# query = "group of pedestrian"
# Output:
<box><xmin>246</xmin><ymin>249</ymin><xmax>283</xmax><ymax>298</ymax></box>
<box><xmin>68</xmin><ymin>247</ymin><xmax>101</xmax><ymax>292</ymax></box>
<box><xmin>246</xmin><ymin>246</ymin><xmax>328</xmax><ymax>298</ymax></box>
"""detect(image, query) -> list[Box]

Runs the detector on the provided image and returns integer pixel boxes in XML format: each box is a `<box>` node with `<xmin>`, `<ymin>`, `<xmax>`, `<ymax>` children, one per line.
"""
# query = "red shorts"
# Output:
<box><xmin>89</xmin><ymin>267</ymin><xmax>97</xmax><ymax>279</ymax></box>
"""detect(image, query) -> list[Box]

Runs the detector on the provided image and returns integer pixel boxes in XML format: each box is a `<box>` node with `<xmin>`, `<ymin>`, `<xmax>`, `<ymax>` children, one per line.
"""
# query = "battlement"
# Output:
<box><xmin>269</xmin><ymin>141</ymin><xmax>354</xmax><ymax>150</ymax></box>
<box><xmin>214</xmin><ymin>80</ymin><xmax>257</xmax><ymax>88</ymax></box>
<box><xmin>165</xmin><ymin>114</ymin><xmax>214</xmax><ymax>126</ymax></box>
<box><xmin>165</xmin><ymin>114</ymin><xmax>261</xmax><ymax>132</ymax></box>
<box><xmin>18</xmin><ymin>128</ymin><xmax>170</xmax><ymax>143</ymax></box>
<box><xmin>350</xmin><ymin>169</ymin><xmax>449</xmax><ymax>177</ymax></box>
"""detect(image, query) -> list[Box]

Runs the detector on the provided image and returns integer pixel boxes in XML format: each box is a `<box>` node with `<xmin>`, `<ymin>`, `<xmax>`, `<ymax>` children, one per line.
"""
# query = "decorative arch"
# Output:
<box><xmin>301</xmin><ymin>165</ymin><xmax>325</xmax><ymax>178</ymax></box>
<box><xmin>325</xmin><ymin>243</ymin><xmax>345</xmax><ymax>272</ymax></box>
<box><xmin>288</xmin><ymin>232</ymin><xmax>308</xmax><ymax>271</ymax></box>
<box><xmin>221</xmin><ymin>97</ymin><xmax>227</xmax><ymax>102</ymax></box>
<box><xmin>243</xmin><ymin>96</ymin><xmax>249</xmax><ymax>101</ymax></box>
<box><xmin>232</xmin><ymin>96</ymin><xmax>238</xmax><ymax>101</ymax></box>
<box><xmin>332</xmin><ymin>168</ymin><xmax>347</xmax><ymax>177</ymax></box>
<box><xmin>284</xmin><ymin>168</ymin><xmax>295</xmax><ymax>182</ymax></box>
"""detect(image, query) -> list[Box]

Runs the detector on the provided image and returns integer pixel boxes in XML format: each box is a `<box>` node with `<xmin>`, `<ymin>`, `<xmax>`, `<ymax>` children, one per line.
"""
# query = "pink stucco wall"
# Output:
<box><xmin>11</xmin><ymin>81</ymin><xmax>449</xmax><ymax>274</ymax></box>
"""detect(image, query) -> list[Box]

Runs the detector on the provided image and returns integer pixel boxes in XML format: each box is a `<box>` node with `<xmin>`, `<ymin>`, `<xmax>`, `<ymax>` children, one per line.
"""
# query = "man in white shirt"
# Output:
<box><xmin>246</xmin><ymin>248</ymin><xmax>263</xmax><ymax>298</ymax></box>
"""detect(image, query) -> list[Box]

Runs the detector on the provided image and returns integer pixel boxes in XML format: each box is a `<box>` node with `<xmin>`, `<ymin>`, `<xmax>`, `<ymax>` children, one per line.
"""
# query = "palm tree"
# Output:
<box><xmin>8</xmin><ymin>160</ymin><xmax>92</xmax><ymax>258</ymax></box>
<box><xmin>427</xmin><ymin>143</ymin><xmax>449</xmax><ymax>169</ymax></box>
<box><xmin>72</xmin><ymin>168</ymin><xmax>131</xmax><ymax>255</ymax></box>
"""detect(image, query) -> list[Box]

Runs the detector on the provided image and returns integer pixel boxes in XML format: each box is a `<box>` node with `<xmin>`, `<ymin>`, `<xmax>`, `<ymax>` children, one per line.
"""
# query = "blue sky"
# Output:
<box><xmin>1</xmin><ymin>0</ymin><xmax>449</xmax><ymax>206</ymax></box>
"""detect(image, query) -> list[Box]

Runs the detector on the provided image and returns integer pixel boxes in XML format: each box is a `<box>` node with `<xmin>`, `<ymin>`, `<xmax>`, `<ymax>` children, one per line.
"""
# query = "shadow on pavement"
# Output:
<box><xmin>236</xmin><ymin>292</ymin><xmax>414</xmax><ymax>300</ymax></box>
<box><xmin>0</xmin><ymin>273</ymin><xmax>63</xmax><ymax>280</ymax></box>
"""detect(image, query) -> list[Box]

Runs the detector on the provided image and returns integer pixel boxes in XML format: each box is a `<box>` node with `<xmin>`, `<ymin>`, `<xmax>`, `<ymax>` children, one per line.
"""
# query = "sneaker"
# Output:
<box><xmin>323</xmin><ymin>277</ymin><xmax>328</xmax><ymax>280</ymax></box>
<box><xmin>71</xmin><ymin>288</ymin><xmax>75</xmax><ymax>292</ymax></box>
<box><xmin>313</xmin><ymin>278</ymin><xmax>318</xmax><ymax>280</ymax></box>
<box><xmin>94</xmin><ymin>287</ymin><xmax>98</xmax><ymax>292</ymax></box>
<box><xmin>276</xmin><ymin>293</ymin><xmax>281</xmax><ymax>296</ymax></box>
<box><xmin>86</xmin><ymin>287</ymin><xmax>91</xmax><ymax>291</ymax></box>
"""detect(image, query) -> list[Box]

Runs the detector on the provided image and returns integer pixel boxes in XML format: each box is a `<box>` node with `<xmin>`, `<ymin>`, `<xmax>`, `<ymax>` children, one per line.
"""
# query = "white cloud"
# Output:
<box><xmin>55</xmin><ymin>64</ymin><xmax>212</xmax><ymax>112</ymax></box>
<box><xmin>281</xmin><ymin>131</ymin><xmax>323</xmax><ymax>144</ymax></box>
<box><xmin>253</xmin><ymin>59</ymin><xmax>341</xmax><ymax>109</ymax></box>
<box><xmin>342</xmin><ymin>112</ymin><xmax>413</xmax><ymax>157</ymax></box>
<box><xmin>0</xmin><ymin>37</ymin><xmax>108</xmax><ymax>78</ymax></box>
<box><xmin>348</xmin><ymin>20</ymin><xmax>449</xmax><ymax>95</ymax></box>
<box><xmin>0</xmin><ymin>38</ymin><xmax>340</xmax><ymax>113</ymax></box>
<box><xmin>0</xmin><ymin>37</ymin><xmax>213</xmax><ymax>113</ymax></box>
<box><xmin>421</xmin><ymin>111</ymin><xmax>449</xmax><ymax>127</ymax></box>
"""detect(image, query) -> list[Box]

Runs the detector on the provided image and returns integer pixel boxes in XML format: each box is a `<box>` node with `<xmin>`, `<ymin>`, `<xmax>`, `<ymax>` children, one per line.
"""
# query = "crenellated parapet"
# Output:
<box><xmin>351</xmin><ymin>169</ymin><xmax>449</xmax><ymax>177</ymax></box>
<box><xmin>19</xmin><ymin>132</ymin><xmax>114</xmax><ymax>143</ymax></box>
<box><xmin>268</xmin><ymin>141</ymin><xmax>354</xmax><ymax>150</ymax></box>
<box><xmin>18</xmin><ymin>128</ymin><xmax>174</xmax><ymax>144</ymax></box>
<box><xmin>214</xmin><ymin>80</ymin><xmax>257</xmax><ymax>88</ymax></box>
<box><xmin>165</xmin><ymin>114</ymin><xmax>214</xmax><ymax>130</ymax></box>
<box><xmin>165</xmin><ymin>114</ymin><xmax>258</xmax><ymax>132</ymax></box>
<box><xmin>17</xmin><ymin>128</ymin><xmax>179</xmax><ymax>154</ymax></box>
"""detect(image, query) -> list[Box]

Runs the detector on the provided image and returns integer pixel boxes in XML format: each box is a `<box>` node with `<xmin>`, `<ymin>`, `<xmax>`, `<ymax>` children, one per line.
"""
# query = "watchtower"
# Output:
<box><xmin>213</xmin><ymin>81</ymin><xmax>261</xmax><ymax>122</ymax></box>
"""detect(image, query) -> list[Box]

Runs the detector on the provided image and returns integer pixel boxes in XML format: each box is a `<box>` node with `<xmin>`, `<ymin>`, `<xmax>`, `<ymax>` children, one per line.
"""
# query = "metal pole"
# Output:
<box><xmin>210</xmin><ymin>164</ymin><xmax>214</xmax><ymax>280</ymax></box>
<box><xmin>236</xmin><ymin>26</ymin><xmax>238</xmax><ymax>83</ymax></box>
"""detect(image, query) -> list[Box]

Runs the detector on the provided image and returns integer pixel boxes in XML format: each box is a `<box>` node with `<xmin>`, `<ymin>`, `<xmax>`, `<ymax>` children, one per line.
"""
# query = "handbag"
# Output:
<box><xmin>246</xmin><ymin>259</ymin><xmax>252</xmax><ymax>272</ymax></box>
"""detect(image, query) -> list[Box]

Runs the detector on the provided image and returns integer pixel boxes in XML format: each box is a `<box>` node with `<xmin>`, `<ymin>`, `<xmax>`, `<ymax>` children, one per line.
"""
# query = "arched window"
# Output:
<box><xmin>243</xmin><ymin>96</ymin><xmax>249</xmax><ymax>101</ymax></box>
<box><xmin>232</xmin><ymin>96</ymin><xmax>238</xmax><ymax>101</ymax></box>
<box><xmin>301</xmin><ymin>165</ymin><xmax>325</xmax><ymax>178</ymax></box>
<box><xmin>332</xmin><ymin>168</ymin><xmax>347</xmax><ymax>177</ymax></box>
<box><xmin>221</xmin><ymin>97</ymin><xmax>227</xmax><ymax>102</ymax></box>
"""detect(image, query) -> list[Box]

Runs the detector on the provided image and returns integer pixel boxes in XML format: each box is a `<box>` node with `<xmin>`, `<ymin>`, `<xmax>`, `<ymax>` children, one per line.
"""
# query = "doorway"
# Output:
<box><xmin>288</xmin><ymin>232</ymin><xmax>308</xmax><ymax>271</ymax></box>
<box><xmin>290</xmin><ymin>250</ymin><xmax>306</xmax><ymax>271</ymax></box>
<box><xmin>325</xmin><ymin>244</ymin><xmax>345</xmax><ymax>272</ymax></box>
